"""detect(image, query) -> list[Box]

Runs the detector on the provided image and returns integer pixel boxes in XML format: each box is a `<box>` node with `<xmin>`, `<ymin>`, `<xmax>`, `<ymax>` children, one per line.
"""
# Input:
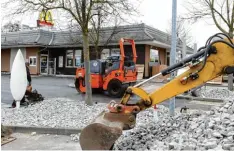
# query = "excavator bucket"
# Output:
<box><xmin>79</xmin><ymin>110</ymin><xmax>136</xmax><ymax>150</ymax></box>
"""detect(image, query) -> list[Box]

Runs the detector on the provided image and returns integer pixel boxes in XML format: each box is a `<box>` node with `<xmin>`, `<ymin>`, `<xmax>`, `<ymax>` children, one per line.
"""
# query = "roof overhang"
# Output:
<box><xmin>1</xmin><ymin>44</ymin><xmax>43</xmax><ymax>49</ymax></box>
<box><xmin>135</xmin><ymin>40</ymin><xmax>171</xmax><ymax>49</ymax></box>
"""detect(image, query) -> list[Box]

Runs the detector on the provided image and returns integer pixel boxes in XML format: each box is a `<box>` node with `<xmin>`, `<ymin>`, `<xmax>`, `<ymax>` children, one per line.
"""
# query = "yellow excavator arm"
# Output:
<box><xmin>79</xmin><ymin>33</ymin><xmax>234</xmax><ymax>150</ymax></box>
<box><xmin>121</xmin><ymin>37</ymin><xmax>234</xmax><ymax>111</ymax></box>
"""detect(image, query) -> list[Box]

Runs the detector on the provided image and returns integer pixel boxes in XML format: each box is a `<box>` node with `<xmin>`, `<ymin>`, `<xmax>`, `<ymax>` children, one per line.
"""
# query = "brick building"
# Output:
<box><xmin>1</xmin><ymin>24</ymin><xmax>194</xmax><ymax>77</ymax></box>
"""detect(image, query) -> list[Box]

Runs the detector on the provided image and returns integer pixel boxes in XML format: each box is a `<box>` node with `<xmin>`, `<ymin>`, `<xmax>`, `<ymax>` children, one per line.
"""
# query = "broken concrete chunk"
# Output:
<box><xmin>204</xmin><ymin>141</ymin><xmax>217</xmax><ymax>150</ymax></box>
<box><xmin>212</xmin><ymin>131</ymin><xmax>223</xmax><ymax>138</ymax></box>
<box><xmin>222</xmin><ymin>143</ymin><xmax>234</xmax><ymax>150</ymax></box>
<box><xmin>168</xmin><ymin>142</ymin><xmax>177</xmax><ymax>150</ymax></box>
<box><xmin>31</xmin><ymin>132</ymin><xmax>36</xmax><ymax>136</ymax></box>
<box><xmin>227</xmin><ymin>131</ymin><xmax>234</xmax><ymax>137</ymax></box>
<box><xmin>221</xmin><ymin>113</ymin><xmax>230</xmax><ymax>119</ymax></box>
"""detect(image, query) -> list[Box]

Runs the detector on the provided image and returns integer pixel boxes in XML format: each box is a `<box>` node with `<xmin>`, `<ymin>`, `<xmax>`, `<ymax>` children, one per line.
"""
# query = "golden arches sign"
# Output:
<box><xmin>37</xmin><ymin>9</ymin><xmax>54</xmax><ymax>26</ymax></box>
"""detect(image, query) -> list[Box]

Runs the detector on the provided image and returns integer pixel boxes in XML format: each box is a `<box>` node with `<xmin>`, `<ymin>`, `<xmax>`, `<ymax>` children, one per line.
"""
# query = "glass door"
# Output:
<box><xmin>40</xmin><ymin>55</ymin><xmax>48</xmax><ymax>74</ymax></box>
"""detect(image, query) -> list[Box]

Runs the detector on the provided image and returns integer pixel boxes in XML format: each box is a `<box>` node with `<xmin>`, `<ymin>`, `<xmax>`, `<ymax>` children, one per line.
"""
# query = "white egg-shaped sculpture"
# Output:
<box><xmin>10</xmin><ymin>49</ymin><xmax>27</xmax><ymax>108</ymax></box>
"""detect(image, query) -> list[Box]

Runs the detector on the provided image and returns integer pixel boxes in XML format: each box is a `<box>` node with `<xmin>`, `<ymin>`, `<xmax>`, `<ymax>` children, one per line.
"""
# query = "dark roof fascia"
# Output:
<box><xmin>1</xmin><ymin>44</ymin><xmax>45</xmax><ymax>49</ymax></box>
<box><xmin>46</xmin><ymin>39</ymin><xmax>154</xmax><ymax>48</ymax></box>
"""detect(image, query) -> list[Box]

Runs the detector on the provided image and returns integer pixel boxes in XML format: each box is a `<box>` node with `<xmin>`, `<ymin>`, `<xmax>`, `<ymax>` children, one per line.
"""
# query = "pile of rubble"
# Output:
<box><xmin>196</xmin><ymin>87</ymin><xmax>234</xmax><ymax>100</ymax></box>
<box><xmin>1</xmin><ymin>98</ymin><xmax>106</xmax><ymax>129</ymax></box>
<box><xmin>114</xmin><ymin>98</ymin><xmax>234</xmax><ymax>150</ymax></box>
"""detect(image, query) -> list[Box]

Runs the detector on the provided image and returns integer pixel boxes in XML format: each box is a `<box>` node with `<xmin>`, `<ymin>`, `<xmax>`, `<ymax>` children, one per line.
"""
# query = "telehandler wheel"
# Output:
<box><xmin>107</xmin><ymin>80</ymin><xmax>123</xmax><ymax>98</ymax></box>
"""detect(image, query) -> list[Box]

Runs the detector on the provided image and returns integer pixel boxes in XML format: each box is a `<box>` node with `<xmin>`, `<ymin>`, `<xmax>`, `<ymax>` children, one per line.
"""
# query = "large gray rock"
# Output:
<box><xmin>222</xmin><ymin>143</ymin><xmax>234</xmax><ymax>150</ymax></box>
<box><xmin>212</xmin><ymin>131</ymin><xmax>223</xmax><ymax>138</ymax></box>
<box><xmin>227</xmin><ymin>131</ymin><xmax>234</xmax><ymax>137</ymax></box>
<box><xmin>203</xmin><ymin>141</ymin><xmax>217</xmax><ymax>149</ymax></box>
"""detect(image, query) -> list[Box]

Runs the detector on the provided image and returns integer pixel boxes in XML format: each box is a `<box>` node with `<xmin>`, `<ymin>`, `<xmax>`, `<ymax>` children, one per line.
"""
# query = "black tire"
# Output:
<box><xmin>75</xmin><ymin>78</ymin><xmax>85</xmax><ymax>92</ymax></box>
<box><xmin>107</xmin><ymin>80</ymin><xmax>124</xmax><ymax>98</ymax></box>
<box><xmin>75</xmin><ymin>78</ymin><xmax>80</xmax><ymax>93</ymax></box>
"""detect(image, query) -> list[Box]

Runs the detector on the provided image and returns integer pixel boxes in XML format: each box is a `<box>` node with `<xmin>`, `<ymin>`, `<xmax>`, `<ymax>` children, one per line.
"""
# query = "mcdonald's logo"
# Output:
<box><xmin>37</xmin><ymin>9</ymin><xmax>54</xmax><ymax>27</ymax></box>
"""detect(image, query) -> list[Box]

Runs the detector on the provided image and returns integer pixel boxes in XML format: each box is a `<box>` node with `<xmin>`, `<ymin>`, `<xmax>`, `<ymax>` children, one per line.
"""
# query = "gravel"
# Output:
<box><xmin>114</xmin><ymin>98</ymin><xmax>234</xmax><ymax>150</ymax></box>
<box><xmin>1</xmin><ymin>98</ymin><xmax>106</xmax><ymax>129</ymax></box>
<box><xmin>2</xmin><ymin>87</ymin><xmax>234</xmax><ymax>150</ymax></box>
<box><xmin>194</xmin><ymin>87</ymin><xmax>234</xmax><ymax>100</ymax></box>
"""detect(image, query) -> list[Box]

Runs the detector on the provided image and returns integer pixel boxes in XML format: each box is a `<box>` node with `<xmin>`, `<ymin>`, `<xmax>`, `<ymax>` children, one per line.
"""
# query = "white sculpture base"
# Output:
<box><xmin>16</xmin><ymin>101</ymin><xmax>20</xmax><ymax>109</ymax></box>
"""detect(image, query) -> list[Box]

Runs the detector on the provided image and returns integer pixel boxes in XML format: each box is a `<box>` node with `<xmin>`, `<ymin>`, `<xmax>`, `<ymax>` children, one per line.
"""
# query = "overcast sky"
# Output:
<box><xmin>1</xmin><ymin>0</ymin><xmax>221</xmax><ymax>48</ymax></box>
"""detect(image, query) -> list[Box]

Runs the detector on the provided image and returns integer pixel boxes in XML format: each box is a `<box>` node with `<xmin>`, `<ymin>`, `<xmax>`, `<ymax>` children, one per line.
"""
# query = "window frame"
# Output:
<box><xmin>29</xmin><ymin>56</ymin><xmax>37</xmax><ymax>66</ymax></box>
<box><xmin>150</xmin><ymin>49</ymin><xmax>159</xmax><ymax>63</ymax></box>
<box><xmin>111</xmin><ymin>48</ymin><xmax>120</xmax><ymax>56</ymax></box>
<box><xmin>74</xmin><ymin>50</ymin><xmax>82</xmax><ymax>67</ymax></box>
<box><xmin>65</xmin><ymin>49</ymin><xmax>82</xmax><ymax>68</ymax></box>
<box><xmin>66</xmin><ymin>50</ymin><xmax>74</xmax><ymax>68</ymax></box>
<box><xmin>58</xmin><ymin>56</ymin><xmax>63</xmax><ymax>68</ymax></box>
<box><xmin>101</xmin><ymin>48</ymin><xmax>110</xmax><ymax>59</ymax></box>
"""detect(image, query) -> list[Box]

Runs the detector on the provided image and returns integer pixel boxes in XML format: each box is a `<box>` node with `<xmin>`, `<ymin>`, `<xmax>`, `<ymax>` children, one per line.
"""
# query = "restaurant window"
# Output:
<box><xmin>58</xmin><ymin>56</ymin><xmax>63</xmax><ymax>68</ymax></box>
<box><xmin>75</xmin><ymin>50</ymin><xmax>82</xmax><ymax>66</ymax></box>
<box><xmin>111</xmin><ymin>48</ymin><xmax>120</xmax><ymax>56</ymax></box>
<box><xmin>29</xmin><ymin>56</ymin><xmax>37</xmax><ymax>66</ymax></box>
<box><xmin>101</xmin><ymin>49</ymin><xmax>110</xmax><ymax>59</ymax></box>
<box><xmin>150</xmin><ymin>49</ymin><xmax>159</xmax><ymax>63</ymax></box>
<box><xmin>66</xmin><ymin>49</ymin><xmax>82</xmax><ymax>67</ymax></box>
<box><xmin>66</xmin><ymin>50</ymin><xmax>74</xmax><ymax>67</ymax></box>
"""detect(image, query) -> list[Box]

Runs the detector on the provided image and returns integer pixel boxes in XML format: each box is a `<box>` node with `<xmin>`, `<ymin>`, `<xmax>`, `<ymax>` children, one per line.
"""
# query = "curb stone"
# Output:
<box><xmin>4</xmin><ymin>125</ymin><xmax>82</xmax><ymax>135</ymax></box>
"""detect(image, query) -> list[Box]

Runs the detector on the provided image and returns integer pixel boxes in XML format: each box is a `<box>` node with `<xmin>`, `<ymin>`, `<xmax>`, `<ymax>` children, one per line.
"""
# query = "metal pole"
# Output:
<box><xmin>194</xmin><ymin>43</ymin><xmax>198</xmax><ymax>54</ymax></box>
<box><xmin>134</xmin><ymin>73</ymin><xmax>162</xmax><ymax>88</ymax></box>
<box><xmin>169</xmin><ymin>0</ymin><xmax>177</xmax><ymax>116</ymax></box>
<box><xmin>182</xmin><ymin>37</ymin><xmax>186</xmax><ymax>59</ymax></box>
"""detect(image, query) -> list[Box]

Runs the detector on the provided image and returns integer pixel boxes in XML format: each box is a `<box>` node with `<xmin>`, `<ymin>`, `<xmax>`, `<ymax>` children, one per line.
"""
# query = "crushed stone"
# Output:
<box><xmin>114</xmin><ymin>98</ymin><xmax>234</xmax><ymax>150</ymax></box>
<box><xmin>1</xmin><ymin>98</ymin><xmax>106</xmax><ymax>129</ymax></box>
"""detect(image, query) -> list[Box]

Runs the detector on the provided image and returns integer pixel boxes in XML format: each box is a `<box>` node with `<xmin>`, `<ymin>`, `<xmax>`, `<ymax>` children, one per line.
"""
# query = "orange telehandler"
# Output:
<box><xmin>75</xmin><ymin>38</ymin><xmax>138</xmax><ymax>97</ymax></box>
<box><xmin>79</xmin><ymin>33</ymin><xmax>234</xmax><ymax>150</ymax></box>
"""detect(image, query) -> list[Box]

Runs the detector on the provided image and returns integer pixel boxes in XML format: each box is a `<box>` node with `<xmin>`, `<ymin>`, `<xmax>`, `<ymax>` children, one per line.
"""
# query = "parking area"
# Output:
<box><xmin>1</xmin><ymin>75</ymin><xmax>223</xmax><ymax>111</ymax></box>
<box><xmin>1</xmin><ymin>75</ymin><xmax>112</xmax><ymax>105</ymax></box>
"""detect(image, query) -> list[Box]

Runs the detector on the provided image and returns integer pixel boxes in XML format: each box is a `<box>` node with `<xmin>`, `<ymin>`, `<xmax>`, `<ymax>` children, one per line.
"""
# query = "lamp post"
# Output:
<box><xmin>169</xmin><ymin>0</ymin><xmax>177</xmax><ymax>116</ymax></box>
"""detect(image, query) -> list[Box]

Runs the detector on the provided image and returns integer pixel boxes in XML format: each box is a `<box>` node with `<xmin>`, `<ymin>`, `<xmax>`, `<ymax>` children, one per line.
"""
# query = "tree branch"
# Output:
<box><xmin>210</xmin><ymin>0</ymin><xmax>228</xmax><ymax>34</ymax></box>
<box><xmin>73</xmin><ymin>0</ymin><xmax>83</xmax><ymax>24</ymax></box>
<box><xmin>226</xmin><ymin>0</ymin><xmax>231</xmax><ymax>24</ymax></box>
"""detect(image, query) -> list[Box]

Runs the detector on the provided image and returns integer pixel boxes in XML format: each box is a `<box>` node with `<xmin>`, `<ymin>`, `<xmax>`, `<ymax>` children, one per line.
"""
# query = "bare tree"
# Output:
<box><xmin>89</xmin><ymin>12</ymin><xmax>122</xmax><ymax>59</ymax></box>
<box><xmin>167</xmin><ymin>16</ymin><xmax>194</xmax><ymax>47</ymax></box>
<box><xmin>183</xmin><ymin>0</ymin><xmax>234</xmax><ymax>90</ymax></box>
<box><xmin>2</xmin><ymin>21</ymin><xmax>21</xmax><ymax>32</ymax></box>
<box><xmin>166</xmin><ymin>16</ymin><xmax>194</xmax><ymax>62</ymax></box>
<box><xmin>3</xmin><ymin>0</ymin><xmax>140</xmax><ymax>105</ymax></box>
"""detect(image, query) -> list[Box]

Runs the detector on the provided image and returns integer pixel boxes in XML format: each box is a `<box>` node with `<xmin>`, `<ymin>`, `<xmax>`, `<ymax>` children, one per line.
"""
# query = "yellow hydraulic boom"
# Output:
<box><xmin>79</xmin><ymin>33</ymin><xmax>234</xmax><ymax>150</ymax></box>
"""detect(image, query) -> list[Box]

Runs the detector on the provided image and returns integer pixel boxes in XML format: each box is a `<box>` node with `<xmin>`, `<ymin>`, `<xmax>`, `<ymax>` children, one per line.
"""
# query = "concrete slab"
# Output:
<box><xmin>1</xmin><ymin>133</ymin><xmax>81</xmax><ymax>150</ymax></box>
<box><xmin>4</xmin><ymin>125</ymin><xmax>82</xmax><ymax>136</ymax></box>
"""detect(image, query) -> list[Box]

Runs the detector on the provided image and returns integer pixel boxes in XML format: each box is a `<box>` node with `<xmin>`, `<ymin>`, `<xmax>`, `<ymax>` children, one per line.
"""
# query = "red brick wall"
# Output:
<box><xmin>26</xmin><ymin>47</ymin><xmax>40</xmax><ymax>75</ymax></box>
<box><xmin>1</xmin><ymin>49</ymin><xmax>11</xmax><ymax>72</ymax></box>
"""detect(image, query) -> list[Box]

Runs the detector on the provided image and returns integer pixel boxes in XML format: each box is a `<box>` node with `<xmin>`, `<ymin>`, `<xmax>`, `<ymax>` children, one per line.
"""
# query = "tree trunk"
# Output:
<box><xmin>228</xmin><ymin>30</ymin><xmax>233</xmax><ymax>91</ymax></box>
<box><xmin>82</xmin><ymin>32</ymin><xmax>93</xmax><ymax>105</ymax></box>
